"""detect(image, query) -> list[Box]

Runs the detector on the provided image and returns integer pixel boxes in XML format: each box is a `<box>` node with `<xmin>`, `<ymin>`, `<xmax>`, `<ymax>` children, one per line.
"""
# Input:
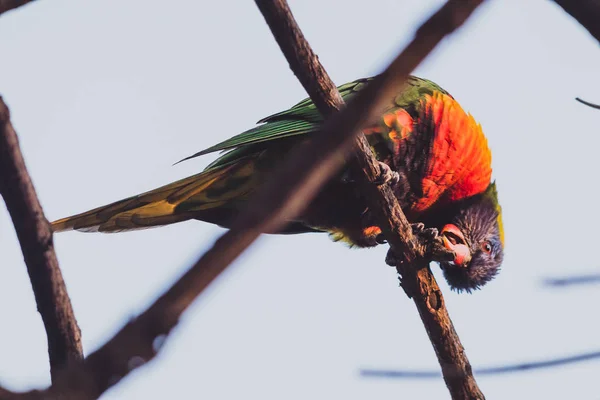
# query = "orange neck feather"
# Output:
<box><xmin>412</xmin><ymin>93</ymin><xmax>492</xmax><ymax>214</ymax></box>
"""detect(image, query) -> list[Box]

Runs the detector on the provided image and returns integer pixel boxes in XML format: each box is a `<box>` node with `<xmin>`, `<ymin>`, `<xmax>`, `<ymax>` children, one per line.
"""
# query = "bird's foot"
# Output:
<box><xmin>374</xmin><ymin>161</ymin><xmax>400</xmax><ymax>186</ymax></box>
<box><xmin>384</xmin><ymin>223</ymin><xmax>452</xmax><ymax>266</ymax></box>
<box><xmin>410</xmin><ymin>222</ymin><xmax>438</xmax><ymax>241</ymax></box>
<box><xmin>375</xmin><ymin>233</ymin><xmax>388</xmax><ymax>245</ymax></box>
<box><xmin>385</xmin><ymin>247</ymin><xmax>402</xmax><ymax>266</ymax></box>
<box><xmin>341</xmin><ymin>162</ymin><xmax>399</xmax><ymax>186</ymax></box>
<box><xmin>376</xmin><ymin>223</ymin><xmax>433</xmax><ymax>245</ymax></box>
<box><xmin>340</xmin><ymin>169</ymin><xmax>354</xmax><ymax>184</ymax></box>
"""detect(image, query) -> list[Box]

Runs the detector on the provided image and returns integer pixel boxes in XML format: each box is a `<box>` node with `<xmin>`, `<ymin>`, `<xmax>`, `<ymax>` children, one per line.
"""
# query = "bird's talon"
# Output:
<box><xmin>410</xmin><ymin>222</ymin><xmax>425</xmax><ymax>234</ymax></box>
<box><xmin>385</xmin><ymin>248</ymin><xmax>402</xmax><ymax>266</ymax></box>
<box><xmin>374</xmin><ymin>162</ymin><xmax>399</xmax><ymax>186</ymax></box>
<box><xmin>340</xmin><ymin>169</ymin><xmax>355</xmax><ymax>184</ymax></box>
<box><xmin>423</xmin><ymin>227</ymin><xmax>438</xmax><ymax>241</ymax></box>
<box><xmin>410</xmin><ymin>222</ymin><xmax>438</xmax><ymax>243</ymax></box>
<box><xmin>375</xmin><ymin>233</ymin><xmax>388</xmax><ymax>245</ymax></box>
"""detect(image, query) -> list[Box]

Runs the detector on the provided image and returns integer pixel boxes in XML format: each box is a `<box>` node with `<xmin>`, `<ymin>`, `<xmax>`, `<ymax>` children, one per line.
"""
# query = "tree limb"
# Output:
<box><xmin>544</xmin><ymin>273</ymin><xmax>600</xmax><ymax>287</ymax></box>
<box><xmin>0</xmin><ymin>0</ymin><xmax>35</xmax><ymax>16</ymax></box>
<box><xmin>0</xmin><ymin>97</ymin><xmax>83</xmax><ymax>381</ymax></box>
<box><xmin>361</xmin><ymin>349</ymin><xmax>600</xmax><ymax>377</ymax></box>
<box><xmin>576</xmin><ymin>97</ymin><xmax>600</xmax><ymax>109</ymax></box>
<box><xmin>255</xmin><ymin>0</ymin><xmax>485</xmax><ymax>398</ymax></box>
<box><xmin>552</xmin><ymin>0</ymin><xmax>600</xmax><ymax>43</ymax></box>
<box><xmin>0</xmin><ymin>0</ymin><xmax>485</xmax><ymax>398</ymax></box>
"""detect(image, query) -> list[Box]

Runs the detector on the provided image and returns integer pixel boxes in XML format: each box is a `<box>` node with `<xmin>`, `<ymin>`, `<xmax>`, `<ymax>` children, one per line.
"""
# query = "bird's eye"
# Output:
<box><xmin>481</xmin><ymin>241</ymin><xmax>492</xmax><ymax>254</ymax></box>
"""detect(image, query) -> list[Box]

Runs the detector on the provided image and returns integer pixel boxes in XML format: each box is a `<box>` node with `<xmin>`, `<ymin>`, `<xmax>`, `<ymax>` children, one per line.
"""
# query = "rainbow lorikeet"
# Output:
<box><xmin>52</xmin><ymin>76</ymin><xmax>504</xmax><ymax>292</ymax></box>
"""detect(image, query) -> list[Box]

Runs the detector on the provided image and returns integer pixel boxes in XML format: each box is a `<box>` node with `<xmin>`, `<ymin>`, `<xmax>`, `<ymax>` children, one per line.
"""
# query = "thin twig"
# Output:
<box><xmin>0</xmin><ymin>0</ymin><xmax>35</xmax><ymax>15</ymax></box>
<box><xmin>576</xmin><ymin>97</ymin><xmax>600</xmax><ymax>110</ymax></box>
<box><xmin>0</xmin><ymin>1</ymin><xmax>486</xmax><ymax>398</ymax></box>
<box><xmin>552</xmin><ymin>0</ymin><xmax>600</xmax><ymax>43</ymax></box>
<box><xmin>256</xmin><ymin>0</ymin><xmax>485</xmax><ymax>398</ymax></box>
<box><xmin>361</xmin><ymin>349</ymin><xmax>600</xmax><ymax>378</ymax></box>
<box><xmin>0</xmin><ymin>97</ymin><xmax>83</xmax><ymax>381</ymax></box>
<box><xmin>544</xmin><ymin>273</ymin><xmax>600</xmax><ymax>287</ymax></box>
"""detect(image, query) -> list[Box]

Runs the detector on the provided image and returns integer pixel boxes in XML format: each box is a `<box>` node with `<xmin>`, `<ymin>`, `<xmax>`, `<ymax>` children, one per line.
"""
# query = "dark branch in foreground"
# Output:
<box><xmin>0</xmin><ymin>0</ymin><xmax>35</xmax><ymax>15</ymax></box>
<box><xmin>0</xmin><ymin>97</ymin><xmax>83</xmax><ymax>381</ymax></box>
<box><xmin>552</xmin><ymin>0</ymin><xmax>600</xmax><ymax>43</ymax></box>
<box><xmin>361</xmin><ymin>349</ymin><xmax>600</xmax><ymax>378</ymax></box>
<box><xmin>0</xmin><ymin>1</ymin><xmax>484</xmax><ymax>399</ymax></box>
<box><xmin>255</xmin><ymin>0</ymin><xmax>484</xmax><ymax>399</ymax></box>
<box><xmin>544</xmin><ymin>273</ymin><xmax>600</xmax><ymax>287</ymax></box>
<box><xmin>0</xmin><ymin>387</ymin><xmax>19</xmax><ymax>399</ymax></box>
<box><xmin>576</xmin><ymin>97</ymin><xmax>600</xmax><ymax>110</ymax></box>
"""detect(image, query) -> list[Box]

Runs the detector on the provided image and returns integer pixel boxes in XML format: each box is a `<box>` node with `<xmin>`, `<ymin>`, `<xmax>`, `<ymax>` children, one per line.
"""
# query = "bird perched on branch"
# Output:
<box><xmin>52</xmin><ymin>76</ymin><xmax>504</xmax><ymax>292</ymax></box>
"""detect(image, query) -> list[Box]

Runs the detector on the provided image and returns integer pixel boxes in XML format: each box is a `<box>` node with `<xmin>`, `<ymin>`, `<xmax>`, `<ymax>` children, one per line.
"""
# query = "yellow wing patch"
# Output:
<box><xmin>51</xmin><ymin>163</ymin><xmax>242</xmax><ymax>233</ymax></box>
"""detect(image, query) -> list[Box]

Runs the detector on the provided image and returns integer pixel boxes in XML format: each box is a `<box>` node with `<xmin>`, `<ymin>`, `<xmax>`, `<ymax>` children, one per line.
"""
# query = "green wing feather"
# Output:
<box><xmin>257</xmin><ymin>78</ymin><xmax>373</xmax><ymax>123</ymax></box>
<box><xmin>177</xmin><ymin>76</ymin><xmax>448</xmax><ymax>168</ymax></box>
<box><xmin>51</xmin><ymin>75</ymin><xmax>450</xmax><ymax>234</ymax></box>
<box><xmin>176</xmin><ymin>78</ymin><xmax>373</xmax><ymax>166</ymax></box>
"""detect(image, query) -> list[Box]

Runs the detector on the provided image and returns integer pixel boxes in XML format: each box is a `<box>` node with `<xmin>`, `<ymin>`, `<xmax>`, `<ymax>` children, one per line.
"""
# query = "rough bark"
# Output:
<box><xmin>0</xmin><ymin>1</ymin><xmax>486</xmax><ymax>397</ymax></box>
<box><xmin>0</xmin><ymin>98</ymin><xmax>83</xmax><ymax>381</ymax></box>
<box><xmin>255</xmin><ymin>0</ymin><xmax>485</xmax><ymax>398</ymax></box>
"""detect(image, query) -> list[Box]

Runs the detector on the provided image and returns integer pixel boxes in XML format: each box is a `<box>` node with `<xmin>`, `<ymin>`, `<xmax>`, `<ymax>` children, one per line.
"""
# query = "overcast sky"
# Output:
<box><xmin>1</xmin><ymin>0</ymin><xmax>600</xmax><ymax>398</ymax></box>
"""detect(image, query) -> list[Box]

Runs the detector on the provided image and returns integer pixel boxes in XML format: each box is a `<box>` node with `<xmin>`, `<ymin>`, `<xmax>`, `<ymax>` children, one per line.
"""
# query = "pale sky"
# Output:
<box><xmin>1</xmin><ymin>1</ymin><xmax>600</xmax><ymax>399</ymax></box>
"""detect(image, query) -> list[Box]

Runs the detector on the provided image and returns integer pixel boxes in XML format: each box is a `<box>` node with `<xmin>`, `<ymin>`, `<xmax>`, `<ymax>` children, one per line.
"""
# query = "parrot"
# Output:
<box><xmin>52</xmin><ymin>76</ymin><xmax>504</xmax><ymax>292</ymax></box>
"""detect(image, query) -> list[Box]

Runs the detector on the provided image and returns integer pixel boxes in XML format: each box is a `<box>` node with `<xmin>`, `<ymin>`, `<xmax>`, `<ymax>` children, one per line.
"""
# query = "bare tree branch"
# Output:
<box><xmin>0</xmin><ymin>97</ymin><xmax>83</xmax><ymax>381</ymax></box>
<box><xmin>0</xmin><ymin>387</ymin><xmax>40</xmax><ymax>400</ymax></box>
<box><xmin>576</xmin><ymin>97</ymin><xmax>600</xmax><ymax>109</ymax></box>
<box><xmin>3</xmin><ymin>0</ymin><xmax>599</xmax><ymax>397</ymax></box>
<box><xmin>255</xmin><ymin>0</ymin><xmax>345</xmax><ymax>114</ymax></box>
<box><xmin>544</xmin><ymin>273</ymin><xmax>600</xmax><ymax>287</ymax></box>
<box><xmin>256</xmin><ymin>0</ymin><xmax>485</xmax><ymax>398</ymax></box>
<box><xmin>552</xmin><ymin>0</ymin><xmax>600</xmax><ymax>43</ymax></box>
<box><xmin>0</xmin><ymin>0</ymin><xmax>35</xmax><ymax>16</ymax></box>
<box><xmin>0</xmin><ymin>0</ymin><xmax>486</xmax><ymax>398</ymax></box>
<box><xmin>0</xmin><ymin>387</ymin><xmax>17</xmax><ymax>400</ymax></box>
<box><xmin>361</xmin><ymin>349</ymin><xmax>600</xmax><ymax>378</ymax></box>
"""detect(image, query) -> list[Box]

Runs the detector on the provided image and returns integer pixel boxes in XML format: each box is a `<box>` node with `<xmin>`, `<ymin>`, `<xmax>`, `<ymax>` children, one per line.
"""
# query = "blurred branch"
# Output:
<box><xmin>575</xmin><ymin>97</ymin><xmax>600</xmax><ymax>110</ymax></box>
<box><xmin>0</xmin><ymin>387</ymin><xmax>17</xmax><ymax>400</ymax></box>
<box><xmin>255</xmin><ymin>0</ymin><xmax>485</xmax><ymax>399</ymax></box>
<box><xmin>544</xmin><ymin>273</ymin><xmax>600</xmax><ymax>287</ymax></box>
<box><xmin>361</xmin><ymin>349</ymin><xmax>600</xmax><ymax>378</ymax></box>
<box><xmin>0</xmin><ymin>0</ymin><xmax>35</xmax><ymax>15</ymax></box>
<box><xmin>0</xmin><ymin>97</ymin><xmax>83</xmax><ymax>381</ymax></box>
<box><xmin>0</xmin><ymin>387</ymin><xmax>39</xmax><ymax>400</ymax></box>
<box><xmin>0</xmin><ymin>0</ymin><xmax>486</xmax><ymax>399</ymax></box>
<box><xmin>552</xmin><ymin>0</ymin><xmax>600</xmax><ymax>43</ymax></box>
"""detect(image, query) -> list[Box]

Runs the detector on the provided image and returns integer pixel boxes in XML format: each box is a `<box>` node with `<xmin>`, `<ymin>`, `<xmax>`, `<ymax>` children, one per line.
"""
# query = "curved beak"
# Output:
<box><xmin>441</xmin><ymin>224</ymin><xmax>471</xmax><ymax>267</ymax></box>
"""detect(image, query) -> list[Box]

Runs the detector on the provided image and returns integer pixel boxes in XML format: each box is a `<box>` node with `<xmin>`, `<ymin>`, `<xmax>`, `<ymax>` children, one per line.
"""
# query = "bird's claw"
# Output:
<box><xmin>384</xmin><ymin>223</ymin><xmax>451</xmax><ymax>267</ymax></box>
<box><xmin>374</xmin><ymin>162</ymin><xmax>400</xmax><ymax>186</ymax></box>
<box><xmin>340</xmin><ymin>169</ymin><xmax>354</xmax><ymax>184</ymax></box>
<box><xmin>379</xmin><ymin>223</ymin><xmax>438</xmax><ymax>255</ymax></box>
<box><xmin>385</xmin><ymin>247</ymin><xmax>401</xmax><ymax>266</ymax></box>
<box><xmin>412</xmin><ymin>223</ymin><xmax>454</xmax><ymax>262</ymax></box>
<box><xmin>375</xmin><ymin>233</ymin><xmax>388</xmax><ymax>245</ymax></box>
<box><xmin>411</xmin><ymin>223</ymin><xmax>438</xmax><ymax>242</ymax></box>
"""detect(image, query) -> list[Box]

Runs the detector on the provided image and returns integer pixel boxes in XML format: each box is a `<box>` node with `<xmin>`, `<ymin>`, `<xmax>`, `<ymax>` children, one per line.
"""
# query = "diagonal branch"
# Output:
<box><xmin>0</xmin><ymin>0</ymin><xmax>35</xmax><ymax>16</ymax></box>
<box><xmin>256</xmin><ymin>0</ymin><xmax>485</xmax><ymax>398</ymax></box>
<box><xmin>0</xmin><ymin>1</ymin><xmax>485</xmax><ymax>398</ymax></box>
<box><xmin>552</xmin><ymin>0</ymin><xmax>600</xmax><ymax>43</ymax></box>
<box><xmin>0</xmin><ymin>98</ymin><xmax>83</xmax><ymax>380</ymax></box>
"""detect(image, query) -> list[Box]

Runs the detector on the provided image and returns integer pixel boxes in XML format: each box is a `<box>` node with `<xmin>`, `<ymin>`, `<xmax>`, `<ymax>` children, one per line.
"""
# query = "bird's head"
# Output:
<box><xmin>437</xmin><ymin>183</ymin><xmax>504</xmax><ymax>293</ymax></box>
